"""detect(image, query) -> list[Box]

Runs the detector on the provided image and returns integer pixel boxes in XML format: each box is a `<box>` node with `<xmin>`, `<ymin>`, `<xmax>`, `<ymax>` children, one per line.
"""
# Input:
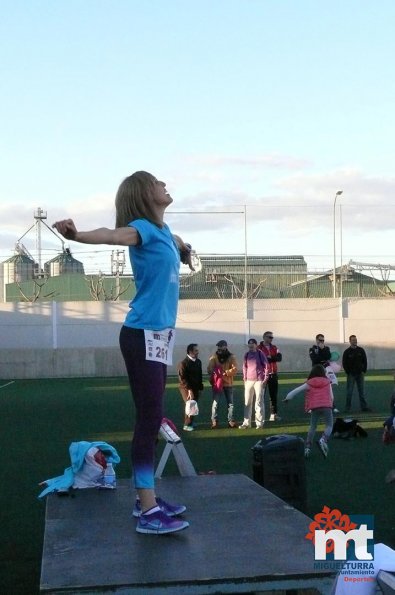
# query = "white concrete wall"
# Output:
<box><xmin>0</xmin><ymin>298</ymin><xmax>394</xmax><ymax>378</ymax></box>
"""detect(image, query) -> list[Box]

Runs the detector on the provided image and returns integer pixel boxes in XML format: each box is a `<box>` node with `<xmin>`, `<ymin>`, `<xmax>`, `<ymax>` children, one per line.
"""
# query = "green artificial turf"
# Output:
<box><xmin>1</xmin><ymin>371</ymin><xmax>394</xmax><ymax>594</ymax></box>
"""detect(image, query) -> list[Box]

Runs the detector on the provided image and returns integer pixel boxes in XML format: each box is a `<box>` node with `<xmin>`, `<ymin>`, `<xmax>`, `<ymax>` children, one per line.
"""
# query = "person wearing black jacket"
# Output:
<box><xmin>258</xmin><ymin>331</ymin><xmax>282</xmax><ymax>421</ymax></box>
<box><xmin>177</xmin><ymin>343</ymin><xmax>204</xmax><ymax>431</ymax></box>
<box><xmin>309</xmin><ymin>333</ymin><xmax>331</xmax><ymax>366</ymax></box>
<box><xmin>309</xmin><ymin>333</ymin><xmax>339</xmax><ymax>413</ymax></box>
<box><xmin>342</xmin><ymin>335</ymin><xmax>371</xmax><ymax>412</ymax></box>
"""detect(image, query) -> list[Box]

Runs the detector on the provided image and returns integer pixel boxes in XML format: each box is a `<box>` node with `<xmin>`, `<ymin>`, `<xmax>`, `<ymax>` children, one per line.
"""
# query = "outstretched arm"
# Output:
<box><xmin>283</xmin><ymin>383</ymin><xmax>308</xmax><ymax>401</ymax></box>
<box><xmin>52</xmin><ymin>219</ymin><xmax>140</xmax><ymax>246</ymax></box>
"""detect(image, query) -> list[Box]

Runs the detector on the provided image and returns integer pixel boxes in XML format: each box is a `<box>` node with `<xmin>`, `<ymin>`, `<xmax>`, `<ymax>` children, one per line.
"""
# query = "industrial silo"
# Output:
<box><xmin>44</xmin><ymin>248</ymin><xmax>85</xmax><ymax>277</ymax></box>
<box><xmin>1</xmin><ymin>252</ymin><xmax>36</xmax><ymax>284</ymax></box>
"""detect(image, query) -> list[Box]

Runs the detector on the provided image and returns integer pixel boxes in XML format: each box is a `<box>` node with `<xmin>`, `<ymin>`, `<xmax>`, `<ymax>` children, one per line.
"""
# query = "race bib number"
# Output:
<box><xmin>144</xmin><ymin>328</ymin><xmax>175</xmax><ymax>366</ymax></box>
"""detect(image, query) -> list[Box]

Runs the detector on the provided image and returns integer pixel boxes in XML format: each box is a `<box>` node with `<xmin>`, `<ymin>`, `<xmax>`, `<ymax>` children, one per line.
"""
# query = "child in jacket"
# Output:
<box><xmin>283</xmin><ymin>364</ymin><xmax>334</xmax><ymax>458</ymax></box>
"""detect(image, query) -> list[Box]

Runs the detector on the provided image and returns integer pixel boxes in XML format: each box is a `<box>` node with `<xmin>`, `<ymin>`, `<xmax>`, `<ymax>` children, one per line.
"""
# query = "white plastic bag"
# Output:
<box><xmin>73</xmin><ymin>446</ymin><xmax>116</xmax><ymax>489</ymax></box>
<box><xmin>185</xmin><ymin>399</ymin><xmax>199</xmax><ymax>416</ymax></box>
<box><xmin>325</xmin><ymin>365</ymin><xmax>338</xmax><ymax>385</ymax></box>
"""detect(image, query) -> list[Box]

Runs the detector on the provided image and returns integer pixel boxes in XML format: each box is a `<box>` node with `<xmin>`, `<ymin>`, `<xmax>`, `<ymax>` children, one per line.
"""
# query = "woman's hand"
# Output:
<box><xmin>182</xmin><ymin>249</ymin><xmax>195</xmax><ymax>271</ymax></box>
<box><xmin>52</xmin><ymin>219</ymin><xmax>78</xmax><ymax>241</ymax></box>
<box><xmin>173</xmin><ymin>234</ymin><xmax>195</xmax><ymax>271</ymax></box>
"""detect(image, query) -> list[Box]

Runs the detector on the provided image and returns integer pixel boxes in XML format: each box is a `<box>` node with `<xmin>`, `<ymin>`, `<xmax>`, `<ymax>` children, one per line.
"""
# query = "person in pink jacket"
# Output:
<box><xmin>283</xmin><ymin>364</ymin><xmax>334</xmax><ymax>459</ymax></box>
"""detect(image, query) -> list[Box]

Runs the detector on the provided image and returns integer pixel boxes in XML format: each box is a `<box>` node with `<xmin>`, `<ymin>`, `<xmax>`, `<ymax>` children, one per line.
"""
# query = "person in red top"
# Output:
<box><xmin>283</xmin><ymin>364</ymin><xmax>334</xmax><ymax>459</ymax></box>
<box><xmin>258</xmin><ymin>331</ymin><xmax>282</xmax><ymax>421</ymax></box>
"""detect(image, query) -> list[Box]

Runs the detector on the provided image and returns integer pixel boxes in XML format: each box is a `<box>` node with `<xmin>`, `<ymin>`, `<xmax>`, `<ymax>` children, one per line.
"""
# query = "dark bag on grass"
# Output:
<box><xmin>332</xmin><ymin>417</ymin><xmax>368</xmax><ymax>439</ymax></box>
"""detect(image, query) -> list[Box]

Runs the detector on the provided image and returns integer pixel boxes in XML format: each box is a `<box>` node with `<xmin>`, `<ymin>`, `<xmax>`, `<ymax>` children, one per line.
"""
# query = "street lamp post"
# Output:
<box><xmin>243</xmin><ymin>205</ymin><xmax>248</xmax><ymax>298</ymax></box>
<box><xmin>333</xmin><ymin>190</ymin><xmax>343</xmax><ymax>298</ymax></box>
<box><xmin>340</xmin><ymin>204</ymin><xmax>344</xmax><ymax>299</ymax></box>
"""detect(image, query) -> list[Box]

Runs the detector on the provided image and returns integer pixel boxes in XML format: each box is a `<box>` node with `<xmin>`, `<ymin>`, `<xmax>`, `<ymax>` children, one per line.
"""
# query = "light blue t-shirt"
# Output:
<box><xmin>124</xmin><ymin>219</ymin><xmax>180</xmax><ymax>330</ymax></box>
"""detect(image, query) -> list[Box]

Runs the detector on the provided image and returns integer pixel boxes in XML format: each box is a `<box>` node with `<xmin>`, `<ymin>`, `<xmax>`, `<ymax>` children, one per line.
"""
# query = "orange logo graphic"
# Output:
<box><xmin>305</xmin><ymin>505</ymin><xmax>358</xmax><ymax>554</ymax></box>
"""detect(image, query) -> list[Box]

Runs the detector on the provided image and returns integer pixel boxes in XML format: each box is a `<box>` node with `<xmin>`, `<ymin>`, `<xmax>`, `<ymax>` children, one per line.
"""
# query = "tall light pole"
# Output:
<box><xmin>333</xmin><ymin>190</ymin><xmax>343</xmax><ymax>298</ymax></box>
<box><xmin>340</xmin><ymin>204</ymin><xmax>344</xmax><ymax>299</ymax></box>
<box><xmin>243</xmin><ymin>205</ymin><xmax>248</xmax><ymax>299</ymax></box>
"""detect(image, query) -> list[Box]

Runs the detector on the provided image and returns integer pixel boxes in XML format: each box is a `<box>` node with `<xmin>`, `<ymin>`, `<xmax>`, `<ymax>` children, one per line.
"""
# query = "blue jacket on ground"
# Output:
<box><xmin>38</xmin><ymin>441</ymin><xmax>120</xmax><ymax>499</ymax></box>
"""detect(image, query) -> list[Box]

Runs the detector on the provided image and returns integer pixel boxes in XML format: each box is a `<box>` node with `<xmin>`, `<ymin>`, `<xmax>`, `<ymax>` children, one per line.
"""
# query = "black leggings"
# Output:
<box><xmin>119</xmin><ymin>326</ymin><xmax>166</xmax><ymax>489</ymax></box>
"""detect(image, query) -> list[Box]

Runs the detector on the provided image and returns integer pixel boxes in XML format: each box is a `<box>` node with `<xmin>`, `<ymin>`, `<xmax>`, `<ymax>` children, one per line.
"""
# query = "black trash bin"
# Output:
<box><xmin>252</xmin><ymin>434</ymin><xmax>307</xmax><ymax>513</ymax></box>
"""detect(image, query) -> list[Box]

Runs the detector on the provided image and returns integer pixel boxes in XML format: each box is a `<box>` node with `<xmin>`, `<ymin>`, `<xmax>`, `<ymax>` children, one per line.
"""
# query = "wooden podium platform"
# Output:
<box><xmin>40</xmin><ymin>474</ymin><xmax>336</xmax><ymax>594</ymax></box>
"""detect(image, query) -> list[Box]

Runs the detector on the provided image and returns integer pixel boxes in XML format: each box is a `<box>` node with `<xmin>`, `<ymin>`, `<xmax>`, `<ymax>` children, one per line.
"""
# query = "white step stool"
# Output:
<box><xmin>155</xmin><ymin>419</ymin><xmax>197</xmax><ymax>478</ymax></box>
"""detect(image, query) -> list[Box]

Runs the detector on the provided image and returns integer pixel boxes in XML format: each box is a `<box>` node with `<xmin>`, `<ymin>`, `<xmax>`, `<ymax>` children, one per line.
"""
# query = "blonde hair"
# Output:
<box><xmin>115</xmin><ymin>171</ymin><xmax>162</xmax><ymax>227</ymax></box>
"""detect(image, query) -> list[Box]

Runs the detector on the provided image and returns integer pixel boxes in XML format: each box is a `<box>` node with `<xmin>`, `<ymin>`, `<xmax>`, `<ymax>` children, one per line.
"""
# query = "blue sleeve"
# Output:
<box><xmin>128</xmin><ymin>219</ymin><xmax>154</xmax><ymax>245</ymax></box>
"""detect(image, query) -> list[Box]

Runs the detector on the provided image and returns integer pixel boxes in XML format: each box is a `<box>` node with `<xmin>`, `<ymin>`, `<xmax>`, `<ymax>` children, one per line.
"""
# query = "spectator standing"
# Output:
<box><xmin>309</xmin><ymin>333</ymin><xmax>339</xmax><ymax>413</ymax></box>
<box><xmin>283</xmin><ymin>364</ymin><xmax>334</xmax><ymax>458</ymax></box>
<box><xmin>207</xmin><ymin>340</ymin><xmax>238</xmax><ymax>428</ymax></box>
<box><xmin>258</xmin><ymin>331</ymin><xmax>282</xmax><ymax>421</ymax></box>
<box><xmin>342</xmin><ymin>335</ymin><xmax>371</xmax><ymax>412</ymax></box>
<box><xmin>177</xmin><ymin>343</ymin><xmax>204</xmax><ymax>431</ymax></box>
<box><xmin>309</xmin><ymin>333</ymin><xmax>331</xmax><ymax>366</ymax></box>
<box><xmin>239</xmin><ymin>339</ymin><xmax>268</xmax><ymax>429</ymax></box>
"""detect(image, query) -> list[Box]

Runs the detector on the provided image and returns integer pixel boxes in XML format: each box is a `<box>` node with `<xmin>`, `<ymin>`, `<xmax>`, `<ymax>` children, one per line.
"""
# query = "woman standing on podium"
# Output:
<box><xmin>53</xmin><ymin>171</ymin><xmax>193</xmax><ymax>535</ymax></box>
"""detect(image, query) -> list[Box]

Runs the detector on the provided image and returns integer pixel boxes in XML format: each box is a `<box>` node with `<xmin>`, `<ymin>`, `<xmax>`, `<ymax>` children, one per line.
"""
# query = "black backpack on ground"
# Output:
<box><xmin>332</xmin><ymin>417</ymin><xmax>368</xmax><ymax>439</ymax></box>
